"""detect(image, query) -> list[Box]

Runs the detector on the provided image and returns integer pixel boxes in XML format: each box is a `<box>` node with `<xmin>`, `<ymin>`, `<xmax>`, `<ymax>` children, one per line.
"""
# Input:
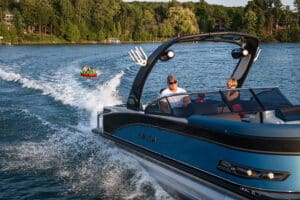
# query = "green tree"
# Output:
<box><xmin>154</xmin><ymin>4</ymin><xmax>168</xmax><ymax>24</ymax></box>
<box><xmin>73</xmin><ymin>0</ymin><xmax>95</xmax><ymax>40</ymax></box>
<box><xmin>78</xmin><ymin>21</ymin><xmax>89</xmax><ymax>40</ymax></box>
<box><xmin>0</xmin><ymin>0</ymin><xmax>10</xmax><ymax>19</ymax></box>
<box><xmin>243</xmin><ymin>9</ymin><xmax>257</xmax><ymax>35</ymax></box>
<box><xmin>12</xmin><ymin>8</ymin><xmax>23</xmax><ymax>38</ymax></box>
<box><xmin>159</xmin><ymin>21</ymin><xmax>174</xmax><ymax>38</ymax></box>
<box><xmin>52</xmin><ymin>0</ymin><xmax>75</xmax><ymax>38</ymax></box>
<box><xmin>118</xmin><ymin>1</ymin><xmax>129</xmax><ymax>40</ymax></box>
<box><xmin>36</xmin><ymin>0</ymin><xmax>54</xmax><ymax>36</ymax></box>
<box><xmin>0</xmin><ymin>0</ymin><xmax>299</xmax><ymax>43</ymax></box>
<box><xmin>163</xmin><ymin>6</ymin><xmax>199</xmax><ymax>36</ymax></box>
<box><xmin>211</xmin><ymin>6</ymin><xmax>230</xmax><ymax>31</ymax></box>
<box><xmin>256</xmin><ymin>8</ymin><xmax>266</xmax><ymax>36</ymax></box>
<box><xmin>97</xmin><ymin>29</ymin><xmax>106</xmax><ymax>41</ymax></box>
<box><xmin>65</xmin><ymin>22</ymin><xmax>80</xmax><ymax>42</ymax></box>
<box><xmin>0</xmin><ymin>21</ymin><xmax>9</xmax><ymax>42</ymax></box>
<box><xmin>140</xmin><ymin>9</ymin><xmax>157</xmax><ymax>40</ymax></box>
<box><xmin>129</xmin><ymin>5</ymin><xmax>144</xmax><ymax>41</ymax></box>
<box><xmin>196</xmin><ymin>0</ymin><xmax>213</xmax><ymax>32</ymax></box>
<box><xmin>9</xmin><ymin>25</ymin><xmax>17</xmax><ymax>43</ymax></box>
<box><xmin>273</xmin><ymin>0</ymin><xmax>283</xmax><ymax>32</ymax></box>
<box><xmin>227</xmin><ymin>7</ymin><xmax>244</xmax><ymax>31</ymax></box>
<box><xmin>294</xmin><ymin>0</ymin><xmax>300</xmax><ymax>27</ymax></box>
<box><xmin>168</xmin><ymin>0</ymin><xmax>181</xmax><ymax>8</ymax></box>
<box><xmin>92</xmin><ymin>0</ymin><xmax>120</xmax><ymax>39</ymax></box>
<box><xmin>290</xmin><ymin>26</ymin><xmax>300</xmax><ymax>42</ymax></box>
<box><xmin>244</xmin><ymin>0</ymin><xmax>267</xmax><ymax>36</ymax></box>
<box><xmin>73</xmin><ymin>0</ymin><xmax>94</xmax><ymax>23</ymax></box>
<box><xmin>20</xmin><ymin>0</ymin><xmax>36</xmax><ymax>33</ymax></box>
<box><xmin>56</xmin><ymin>0</ymin><xmax>75</xmax><ymax>23</ymax></box>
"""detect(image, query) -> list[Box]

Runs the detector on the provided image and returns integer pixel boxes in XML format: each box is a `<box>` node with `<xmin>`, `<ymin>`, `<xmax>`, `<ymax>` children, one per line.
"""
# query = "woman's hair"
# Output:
<box><xmin>227</xmin><ymin>78</ymin><xmax>238</xmax><ymax>88</ymax></box>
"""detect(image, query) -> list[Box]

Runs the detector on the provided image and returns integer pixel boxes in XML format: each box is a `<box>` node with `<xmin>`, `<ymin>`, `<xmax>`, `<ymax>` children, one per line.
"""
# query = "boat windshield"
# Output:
<box><xmin>145</xmin><ymin>87</ymin><xmax>292</xmax><ymax>118</ymax></box>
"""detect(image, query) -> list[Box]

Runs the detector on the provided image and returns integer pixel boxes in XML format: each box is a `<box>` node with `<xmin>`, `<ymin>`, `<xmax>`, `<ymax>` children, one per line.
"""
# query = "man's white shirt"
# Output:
<box><xmin>160</xmin><ymin>87</ymin><xmax>187</xmax><ymax>108</ymax></box>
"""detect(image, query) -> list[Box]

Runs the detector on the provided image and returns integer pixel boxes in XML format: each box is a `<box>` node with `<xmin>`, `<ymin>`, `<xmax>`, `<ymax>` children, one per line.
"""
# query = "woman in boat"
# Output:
<box><xmin>227</xmin><ymin>78</ymin><xmax>239</xmax><ymax>101</ymax></box>
<box><xmin>160</xmin><ymin>74</ymin><xmax>191</xmax><ymax>113</ymax></box>
<box><xmin>226</xmin><ymin>77</ymin><xmax>242</xmax><ymax>111</ymax></box>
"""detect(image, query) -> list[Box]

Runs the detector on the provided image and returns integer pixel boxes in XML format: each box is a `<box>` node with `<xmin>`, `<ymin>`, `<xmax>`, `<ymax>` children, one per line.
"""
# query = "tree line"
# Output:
<box><xmin>0</xmin><ymin>0</ymin><xmax>299</xmax><ymax>44</ymax></box>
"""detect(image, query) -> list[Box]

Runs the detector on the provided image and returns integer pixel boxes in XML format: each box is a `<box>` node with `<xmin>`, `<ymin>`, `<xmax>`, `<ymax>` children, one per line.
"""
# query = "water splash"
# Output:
<box><xmin>0</xmin><ymin>65</ymin><xmax>172</xmax><ymax>199</ymax></box>
<box><xmin>0</xmin><ymin>66</ymin><xmax>121</xmax><ymax>113</ymax></box>
<box><xmin>85</xmin><ymin>71</ymin><xmax>124</xmax><ymax>128</ymax></box>
<box><xmin>0</xmin><ymin>126</ymin><xmax>172</xmax><ymax>199</ymax></box>
<box><xmin>0</xmin><ymin>66</ymin><xmax>80</xmax><ymax>105</ymax></box>
<box><xmin>0</xmin><ymin>67</ymin><xmax>44</xmax><ymax>90</ymax></box>
<box><xmin>0</xmin><ymin>47</ymin><xmax>179</xmax><ymax>199</ymax></box>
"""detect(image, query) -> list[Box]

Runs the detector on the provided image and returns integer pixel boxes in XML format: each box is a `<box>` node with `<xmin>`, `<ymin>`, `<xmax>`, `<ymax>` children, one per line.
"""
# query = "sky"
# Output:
<box><xmin>123</xmin><ymin>0</ymin><xmax>295</xmax><ymax>8</ymax></box>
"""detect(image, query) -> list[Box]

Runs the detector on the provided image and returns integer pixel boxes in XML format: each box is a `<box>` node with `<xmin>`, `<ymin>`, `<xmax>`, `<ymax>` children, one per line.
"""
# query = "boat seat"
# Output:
<box><xmin>275</xmin><ymin>106</ymin><xmax>300</xmax><ymax>122</ymax></box>
<box><xmin>209</xmin><ymin>112</ymin><xmax>241</xmax><ymax>122</ymax></box>
<box><xmin>191</xmin><ymin>102</ymin><xmax>218</xmax><ymax>115</ymax></box>
<box><xmin>172</xmin><ymin>102</ymin><xmax>219</xmax><ymax>118</ymax></box>
<box><xmin>173</xmin><ymin>107</ymin><xmax>193</xmax><ymax>118</ymax></box>
<box><xmin>159</xmin><ymin>88</ymin><xmax>166</xmax><ymax>94</ymax></box>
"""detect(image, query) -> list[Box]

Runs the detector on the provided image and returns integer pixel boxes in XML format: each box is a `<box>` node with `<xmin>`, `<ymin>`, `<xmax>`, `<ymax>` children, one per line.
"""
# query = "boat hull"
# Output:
<box><xmin>93</xmin><ymin>109</ymin><xmax>300</xmax><ymax>199</ymax></box>
<box><xmin>96</xmin><ymin>129</ymin><xmax>247</xmax><ymax>200</ymax></box>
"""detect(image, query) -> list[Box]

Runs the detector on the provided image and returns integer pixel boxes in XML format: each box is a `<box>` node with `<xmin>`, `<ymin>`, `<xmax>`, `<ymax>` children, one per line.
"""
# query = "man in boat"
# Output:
<box><xmin>160</xmin><ymin>74</ymin><xmax>191</xmax><ymax>113</ymax></box>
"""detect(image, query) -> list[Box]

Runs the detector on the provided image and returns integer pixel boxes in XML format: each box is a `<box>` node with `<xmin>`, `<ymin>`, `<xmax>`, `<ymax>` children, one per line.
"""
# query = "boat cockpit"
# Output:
<box><xmin>145</xmin><ymin>87</ymin><xmax>300</xmax><ymax>124</ymax></box>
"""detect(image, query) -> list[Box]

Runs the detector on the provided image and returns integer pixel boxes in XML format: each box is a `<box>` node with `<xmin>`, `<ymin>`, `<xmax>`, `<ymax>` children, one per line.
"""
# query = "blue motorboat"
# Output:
<box><xmin>92</xmin><ymin>32</ymin><xmax>300</xmax><ymax>199</ymax></box>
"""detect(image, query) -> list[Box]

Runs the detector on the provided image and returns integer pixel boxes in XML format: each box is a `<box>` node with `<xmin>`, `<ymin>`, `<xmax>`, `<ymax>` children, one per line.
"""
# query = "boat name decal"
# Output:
<box><xmin>137</xmin><ymin>133</ymin><xmax>157</xmax><ymax>143</ymax></box>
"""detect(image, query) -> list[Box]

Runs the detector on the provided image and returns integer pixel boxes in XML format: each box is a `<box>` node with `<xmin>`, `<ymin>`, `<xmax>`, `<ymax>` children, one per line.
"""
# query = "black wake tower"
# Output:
<box><xmin>127</xmin><ymin>32</ymin><xmax>260</xmax><ymax>111</ymax></box>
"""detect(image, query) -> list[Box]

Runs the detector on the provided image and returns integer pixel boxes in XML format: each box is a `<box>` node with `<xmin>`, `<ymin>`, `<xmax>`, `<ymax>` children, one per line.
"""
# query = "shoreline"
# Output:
<box><xmin>0</xmin><ymin>40</ymin><xmax>166</xmax><ymax>46</ymax></box>
<box><xmin>1</xmin><ymin>40</ymin><xmax>299</xmax><ymax>46</ymax></box>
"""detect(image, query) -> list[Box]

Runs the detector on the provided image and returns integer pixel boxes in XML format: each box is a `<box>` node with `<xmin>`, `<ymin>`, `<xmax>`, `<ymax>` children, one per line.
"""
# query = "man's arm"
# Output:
<box><xmin>183</xmin><ymin>95</ymin><xmax>191</xmax><ymax>106</ymax></box>
<box><xmin>160</xmin><ymin>100</ymin><xmax>169</xmax><ymax>113</ymax></box>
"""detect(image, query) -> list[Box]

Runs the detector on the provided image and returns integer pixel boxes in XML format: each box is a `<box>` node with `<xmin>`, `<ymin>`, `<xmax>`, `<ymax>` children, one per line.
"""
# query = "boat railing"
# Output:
<box><xmin>145</xmin><ymin>87</ymin><xmax>298</xmax><ymax>122</ymax></box>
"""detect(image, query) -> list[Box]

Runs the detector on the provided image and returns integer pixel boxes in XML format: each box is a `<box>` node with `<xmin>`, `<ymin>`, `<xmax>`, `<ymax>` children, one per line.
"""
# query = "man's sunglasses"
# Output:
<box><xmin>169</xmin><ymin>80</ymin><xmax>177</xmax><ymax>85</ymax></box>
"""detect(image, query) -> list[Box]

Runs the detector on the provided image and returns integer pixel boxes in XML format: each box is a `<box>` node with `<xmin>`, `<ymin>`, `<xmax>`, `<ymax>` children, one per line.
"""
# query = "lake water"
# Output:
<box><xmin>0</xmin><ymin>42</ymin><xmax>299</xmax><ymax>199</ymax></box>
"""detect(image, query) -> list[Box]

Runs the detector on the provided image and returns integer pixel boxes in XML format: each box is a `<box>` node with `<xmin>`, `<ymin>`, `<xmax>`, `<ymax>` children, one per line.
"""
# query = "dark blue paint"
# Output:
<box><xmin>114</xmin><ymin>124</ymin><xmax>300</xmax><ymax>191</ymax></box>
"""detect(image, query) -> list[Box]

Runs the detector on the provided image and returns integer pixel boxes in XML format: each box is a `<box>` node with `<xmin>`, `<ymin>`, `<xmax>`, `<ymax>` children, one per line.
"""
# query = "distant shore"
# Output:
<box><xmin>1</xmin><ymin>35</ymin><xmax>299</xmax><ymax>46</ymax></box>
<box><xmin>0</xmin><ymin>39</ymin><xmax>168</xmax><ymax>46</ymax></box>
<box><xmin>0</xmin><ymin>33</ymin><xmax>170</xmax><ymax>45</ymax></box>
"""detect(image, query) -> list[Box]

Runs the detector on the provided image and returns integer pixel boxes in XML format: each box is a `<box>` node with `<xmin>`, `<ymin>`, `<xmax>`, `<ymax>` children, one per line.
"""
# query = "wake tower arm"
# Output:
<box><xmin>230</xmin><ymin>34</ymin><xmax>260</xmax><ymax>87</ymax></box>
<box><xmin>127</xmin><ymin>38</ymin><xmax>177</xmax><ymax>110</ymax></box>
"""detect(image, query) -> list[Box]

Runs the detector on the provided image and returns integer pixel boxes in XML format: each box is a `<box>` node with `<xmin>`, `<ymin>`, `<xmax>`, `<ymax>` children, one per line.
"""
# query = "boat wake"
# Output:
<box><xmin>0</xmin><ymin>66</ymin><xmax>119</xmax><ymax>111</ymax></box>
<box><xmin>0</xmin><ymin>127</ymin><xmax>171</xmax><ymax>199</ymax></box>
<box><xmin>0</xmin><ymin>65</ymin><xmax>172</xmax><ymax>199</ymax></box>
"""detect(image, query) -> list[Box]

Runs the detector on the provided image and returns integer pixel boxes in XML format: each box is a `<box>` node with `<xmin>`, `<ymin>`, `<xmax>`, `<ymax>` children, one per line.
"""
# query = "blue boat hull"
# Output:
<box><xmin>93</xmin><ymin>109</ymin><xmax>300</xmax><ymax>199</ymax></box>
<box><xmin>113</xmin><ymin>124</ymin><xmax>300</xmax><ymax>192</ymax></box>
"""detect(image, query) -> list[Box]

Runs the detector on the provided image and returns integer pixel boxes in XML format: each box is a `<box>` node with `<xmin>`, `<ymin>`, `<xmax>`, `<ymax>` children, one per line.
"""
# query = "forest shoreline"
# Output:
<box><xmin>1</xmin><ymin>38</ymin><xmax>297</xmax><ymax>46</ymax></box>
<box><xmin>2</xmin><ymin>32</ymin><xmax>299</xmax><ymax>46</ymax></box>
<box><xmin>1</xmin><ymin>1</ymin><xmax>299</xmax><ymax>45</ymax></box>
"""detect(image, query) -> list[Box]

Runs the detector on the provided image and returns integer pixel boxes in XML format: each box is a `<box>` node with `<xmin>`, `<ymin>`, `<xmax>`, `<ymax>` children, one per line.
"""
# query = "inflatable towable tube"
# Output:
<box><xmin>81</xmin><ymin>70</ymin><xmax>97</xmax><ymax>77</ymax></box>
<box><xmin>81</xmin><ymin>66</ymin><xmax>97</xmax><ymax>77</ymax></box>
